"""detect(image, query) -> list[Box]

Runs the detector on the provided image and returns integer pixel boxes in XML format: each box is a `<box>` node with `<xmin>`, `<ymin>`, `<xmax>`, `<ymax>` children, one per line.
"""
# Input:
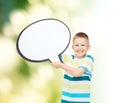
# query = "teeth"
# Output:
<box><xmin>77</xmin><ymin>50</ymin><xmax>83</xmax><ymax>53</ymax></box>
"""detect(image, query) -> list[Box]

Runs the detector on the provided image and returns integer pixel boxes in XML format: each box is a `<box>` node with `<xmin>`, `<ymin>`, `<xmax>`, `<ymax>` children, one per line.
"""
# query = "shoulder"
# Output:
<box><xmin>86</xmin><ymin>54</ymin><xmax>94</xmax><ymax>62</ymax></box>
<box><xmin>59</xmin><ymin>54</ymin><xmax>74</xmax><ymax>62</ymax></box>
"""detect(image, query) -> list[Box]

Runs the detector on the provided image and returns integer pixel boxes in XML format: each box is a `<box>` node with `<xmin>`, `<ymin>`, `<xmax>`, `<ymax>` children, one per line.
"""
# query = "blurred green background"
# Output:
<box><xmin>0</xmin><ymin>0</ymin><xmax>109</xmax><ymax>103</ymax></box>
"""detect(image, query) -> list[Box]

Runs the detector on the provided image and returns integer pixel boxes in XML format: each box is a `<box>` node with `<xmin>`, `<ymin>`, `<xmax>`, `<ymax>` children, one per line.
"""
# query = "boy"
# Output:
<box><xmin>52</xmin><ymin>32</ymin><xmax>94</xmax><ymax>103</ymax></box>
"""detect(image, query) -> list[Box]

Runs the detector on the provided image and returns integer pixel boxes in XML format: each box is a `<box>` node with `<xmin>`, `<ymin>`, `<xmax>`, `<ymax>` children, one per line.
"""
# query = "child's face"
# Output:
<box><xmin>72</xmin><ymin>37</ymin><xmax>90</xmax><ymax>59</ymax></box>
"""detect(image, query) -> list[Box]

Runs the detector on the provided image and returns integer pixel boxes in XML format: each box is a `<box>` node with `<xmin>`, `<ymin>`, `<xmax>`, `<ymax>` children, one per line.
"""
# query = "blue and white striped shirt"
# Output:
<box><xmin>60</xmin><ymin>54</ymin><xmax>94</xmax><ymax>103</ymax></box>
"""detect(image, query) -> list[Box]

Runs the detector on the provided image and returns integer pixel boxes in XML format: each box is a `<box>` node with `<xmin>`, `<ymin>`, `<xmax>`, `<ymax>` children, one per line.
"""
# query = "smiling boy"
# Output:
<box><xmin>52</xmin><ymin>32</ymin><xmax>94</xmax><ymax>103</ymax></box>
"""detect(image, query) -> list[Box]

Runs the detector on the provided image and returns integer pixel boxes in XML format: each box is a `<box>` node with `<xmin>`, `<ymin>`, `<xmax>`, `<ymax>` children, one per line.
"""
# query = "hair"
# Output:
<box><xmin>73</xmin><ymin>32</ymin><xmax>89</xmax><ymax>42</ymax></box>
<box><xmin>73</xmin><ymin>32</ymin><xmax>88</xmax><ymax>40</ymax></box>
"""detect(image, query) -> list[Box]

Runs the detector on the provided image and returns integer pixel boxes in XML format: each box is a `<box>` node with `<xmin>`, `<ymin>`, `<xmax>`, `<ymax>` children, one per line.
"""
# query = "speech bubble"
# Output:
<box><xmin>16</xmin><ymin>18</ymin><xmax>71</xmax><ymax>62</ymax></box>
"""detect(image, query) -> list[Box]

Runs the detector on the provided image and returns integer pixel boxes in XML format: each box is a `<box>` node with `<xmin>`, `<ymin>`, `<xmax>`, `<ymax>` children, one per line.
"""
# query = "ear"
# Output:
<box><xmin>88</xmin><ymin>45</ymin><xmax>91</xmax><ymax>50</ymax></box>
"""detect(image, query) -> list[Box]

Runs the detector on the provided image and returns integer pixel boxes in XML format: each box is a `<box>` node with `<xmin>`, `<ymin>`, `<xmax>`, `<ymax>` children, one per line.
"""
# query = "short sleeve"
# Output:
<box><xmin>79</xmin><ymin>55</ymin><xmax>94</xmax><ymax>73</ymax></box>
<box><xmin>59</xmin><ymin>54</ymin><xmax>67</xmax><ymax>63</ymax></box>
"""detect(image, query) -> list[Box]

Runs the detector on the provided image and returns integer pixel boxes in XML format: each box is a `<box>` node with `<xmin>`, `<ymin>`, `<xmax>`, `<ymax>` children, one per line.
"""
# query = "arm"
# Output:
<box><xmin>52</xmin><ymin>61</ymin><xmax>85</xmax><ymax>77</ymax></box>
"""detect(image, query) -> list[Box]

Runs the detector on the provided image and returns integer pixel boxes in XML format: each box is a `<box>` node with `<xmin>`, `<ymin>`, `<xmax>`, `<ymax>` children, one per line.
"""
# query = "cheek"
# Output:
<box><xmin>72</xmin><ymin>45</ymin><xmax>74</xmax><ymax>50</ymax></box>
<box><xmin>72</xmin><ymin>46</ymin><xmax>77</xmax><ymax>51</ymax></box>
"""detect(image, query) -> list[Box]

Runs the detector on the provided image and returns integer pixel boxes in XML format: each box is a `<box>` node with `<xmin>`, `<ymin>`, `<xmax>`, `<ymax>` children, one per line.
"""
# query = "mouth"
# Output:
<box><xmin>76</xmin><ymin>50</ymin><xmax>84</xmax><ymax>54</ymax></box>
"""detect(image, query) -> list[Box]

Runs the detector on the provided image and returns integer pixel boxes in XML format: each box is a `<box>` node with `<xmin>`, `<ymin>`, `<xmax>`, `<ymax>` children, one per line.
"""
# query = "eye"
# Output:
<box><xmin>75</xmin><ymin>44</ymin><xmax>79</xmax><ymax>46</ymax></box>
<box><xmin>81</xmin><ymin>44</ymin><xmax>85</xmax><ymax>46</ymax></box>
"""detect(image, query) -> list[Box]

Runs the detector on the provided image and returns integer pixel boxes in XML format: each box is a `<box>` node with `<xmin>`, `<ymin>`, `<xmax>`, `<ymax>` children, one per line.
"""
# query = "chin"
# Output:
<box><xmin>77</xmin><ymin>54</ymin><xmax>86</xmax><ymax>58</ymax></box>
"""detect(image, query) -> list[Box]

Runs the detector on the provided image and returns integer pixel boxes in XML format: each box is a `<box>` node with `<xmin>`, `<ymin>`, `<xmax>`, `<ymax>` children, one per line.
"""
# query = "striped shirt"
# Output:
<box><xmin>60</xmin><ymin>54</ymin><xmax>94</xmax><ymax>103</ymax></box>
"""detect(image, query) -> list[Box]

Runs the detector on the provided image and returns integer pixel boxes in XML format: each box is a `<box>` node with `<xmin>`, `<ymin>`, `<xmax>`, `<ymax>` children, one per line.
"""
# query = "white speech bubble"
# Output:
<box><xmin>16</xmin><ymin>18</ymin><xmax>71</xmax><ymax>62</ymax></box>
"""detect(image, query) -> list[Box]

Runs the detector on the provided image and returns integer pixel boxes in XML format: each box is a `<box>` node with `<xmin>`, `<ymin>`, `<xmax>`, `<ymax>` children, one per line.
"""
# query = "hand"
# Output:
<box><xmin>52</xmin><ymin>61</ymin><xmax>63</xmax><ymax>68</ymax></box>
